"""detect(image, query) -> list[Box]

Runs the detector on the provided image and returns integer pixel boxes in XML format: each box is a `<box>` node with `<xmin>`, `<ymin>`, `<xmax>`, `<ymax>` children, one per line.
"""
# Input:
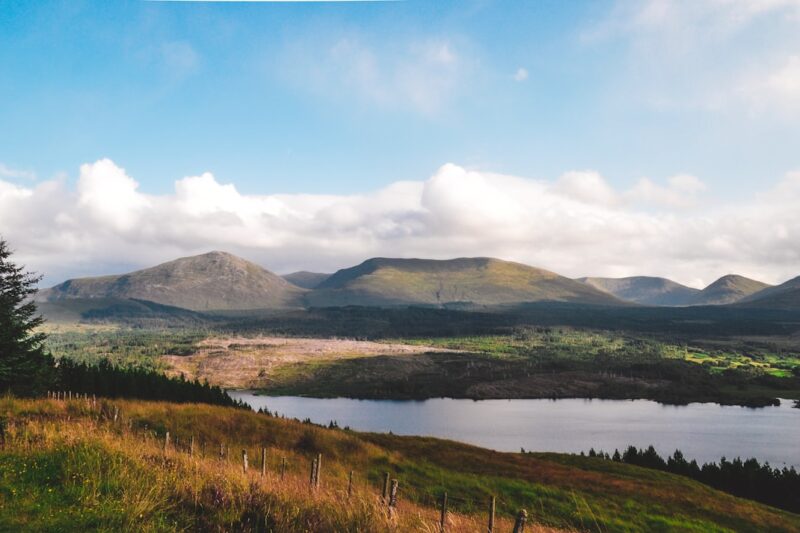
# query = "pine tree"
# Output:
<box><xmin>0</xmin><ymin>239</ymin><xmax>52</xmax><ymax>394</ymax></box>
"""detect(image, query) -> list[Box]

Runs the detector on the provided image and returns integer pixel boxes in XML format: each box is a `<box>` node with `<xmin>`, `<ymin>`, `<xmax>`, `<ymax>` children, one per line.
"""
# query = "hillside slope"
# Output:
<box><xmin>283</xmin><ymin>271</ymin><xmax>331</xmax><ymax>289</ymax></box>
<box><xmin>739</xmin><ymin>275</ymin><xmax>800</xmax><ymax>309</ymax></box>
<box><xmin>42</xmin><ymin>251</ymin><xmax>305</xmax><ymax>311</ymax></box>
<box><xmin>690</xmin><ymin>274</ymin><xmax>772</xmax><ymax>305</ymax></box>
<box><xmin>307</xmin><ymin>257</ymin><xmax>624</xmax><ymax>307</ymax></box>
<box><xmin>578</xmin><ymin>276</ymin><xmax>699</xmax><ymax>306</ymax></box>
<box><xmin>1</xmin><ymin>398</ymin><xmax>798</xmax><ymax>532</ymax></box>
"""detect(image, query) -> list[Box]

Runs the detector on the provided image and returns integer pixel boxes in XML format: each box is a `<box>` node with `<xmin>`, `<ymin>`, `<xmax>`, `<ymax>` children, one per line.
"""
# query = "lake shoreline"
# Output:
<box><xmin>230</xmin><ymin>387</ymin><xmax>784</xmax><ymax>408</ymax></box>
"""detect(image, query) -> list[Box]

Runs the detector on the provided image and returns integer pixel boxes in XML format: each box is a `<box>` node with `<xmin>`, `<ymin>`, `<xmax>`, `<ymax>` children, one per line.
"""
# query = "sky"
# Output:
<box><xmin>1</xmin><ymin>0</ymin><xmax>799</xmax><ymax>287</ymax></box>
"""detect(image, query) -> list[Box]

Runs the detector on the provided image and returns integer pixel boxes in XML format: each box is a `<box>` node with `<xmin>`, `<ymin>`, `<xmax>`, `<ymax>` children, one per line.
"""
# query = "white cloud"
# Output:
<box><xmin>738</xmin><ymin>54</ymin><xmax>800</xmax><ymax>113</ymax></box>
<box><xmin>1</xmin><ymin>158</ymin><xmax>799</xmax><ymax>288</ymax></box>
<box><xmin>588</xmin><ymin>0</ymin><xmax>800</xmax><ymax>115</ymax></box>
<box><xmin>0</xmin><ymin>163</ymin><xmax>36</xmax><ymax>181</ymax></box>
<box><xmin>281</xmin><ymin>35</ymin><xmax>467</xmax><ymax>114</ymax></box>
<box><xmin>513</xmin><ymin>67</ymin><xmax>528</xmax><ymax>82</ymax></box>
<box><xmin>626</xmin><ymin>174</ymin><xmax>707</xmax><ymax>209</ymax></box>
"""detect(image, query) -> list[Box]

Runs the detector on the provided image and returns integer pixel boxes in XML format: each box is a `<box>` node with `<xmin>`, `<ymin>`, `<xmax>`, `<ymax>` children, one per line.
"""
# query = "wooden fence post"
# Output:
<box><xmin>487</xmin><ymin>496</ymin><xmax>496</xmax><ymax>533</ymax></box>
<box><xmin>315</xmin><ymin>453</ymin><xmax>322</xmax><ymax>488</ymax></box>
<box><xmin>281</xmin><ymin>457</ymin><xmax>287</xmax><ymax>480</ymax></box>
<box><xmin>219</xmin><ymin>443</ymin><xmax>225</xmax><ymax>461</ymax></box>
<box><xmin>382</xmin><ymin>472</ymin><xmax>390</xmax><ymax>501</ymax></box>
<box><xmin>261</xmin><ymin>447</ymin><xmax>267</xmax><ymax>478</ymax></box>
<box><xmin>347</xmin><ymin>470</ymin><xmax>354</xmax><ymax>497</ymax></box>
<box><xmin>439</xmin><ymin>492</ymin><xmax>448</xmax><ymax>532</ymax></box>
<box><xmin>189</xmin><ymin>435</ymin><xmax>195</xmax><ymax>457</ymax></box>
<box><xmin>164</xmin><ymin>431</ymin><xmax>170</xmax><ymax>453</ymax></box>
<box><xmin>242</xmin><ymin>449</ymin><xmax>249</xmax><ymax>473</ymax></box>
<box><xmin>388</xmin><ymin>479</ymin><xmax>399</xmax><ymax>508</ymax></box>
<box><xmin>309</xmin><ymin>457</ymin><xmax>318</xmax><ymax>489</ymax></box>
<box><xmin>512</xmin><ymin>509</ymin><xmax>527</xmax><ymax>533</ymax></box>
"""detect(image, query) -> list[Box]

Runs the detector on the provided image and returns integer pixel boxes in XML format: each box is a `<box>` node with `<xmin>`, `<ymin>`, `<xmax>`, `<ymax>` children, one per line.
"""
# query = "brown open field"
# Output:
<box><xmin>162</xmin><ymin>336</ymin><xmax>458</xmax><ymax>389</ymax></box>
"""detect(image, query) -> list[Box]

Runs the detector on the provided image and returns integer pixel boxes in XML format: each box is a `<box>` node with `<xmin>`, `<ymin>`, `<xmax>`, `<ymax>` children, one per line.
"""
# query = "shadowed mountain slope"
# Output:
<box><xmin>739</xmin><ymin>275</ymin><xmax>800</xmax><ymax>309</ymax></box>
<box><xmin>306</xmin><ymin>257</ymin><xmax>624</xmax><ymax>307</ymax></box>
<box><xmin>690</xmin><ymin>275</ymin><xmax>772</xmax><ymax>305</ymax></box>
<box><xmin>578</xmin><ymin>276</ymin><xmax>699</xmax><ymax>306</ymax></box>
<box><xmin>282</xmin><ymin>271</ymin><xmax>331</xmax><ymax>289</ymax></box>
<box><xmin>42</xmin><ymin>251</ymin><xmax>305</xmax><ymax>311</ymax></box>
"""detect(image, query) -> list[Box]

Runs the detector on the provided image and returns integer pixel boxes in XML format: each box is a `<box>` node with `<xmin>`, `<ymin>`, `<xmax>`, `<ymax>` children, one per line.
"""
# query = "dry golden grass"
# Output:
<box><xmin>0</xmin><ymin>397</ymin><xmax>562</xmax><ymax>532</ymax></box>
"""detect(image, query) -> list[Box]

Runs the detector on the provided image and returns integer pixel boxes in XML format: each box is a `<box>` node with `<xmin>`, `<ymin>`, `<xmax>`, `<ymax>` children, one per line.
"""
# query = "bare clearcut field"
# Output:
<box><xmin>162</xmin><ymin>336</ymin><xmax>458</xmax><ymax>389</ymax></box>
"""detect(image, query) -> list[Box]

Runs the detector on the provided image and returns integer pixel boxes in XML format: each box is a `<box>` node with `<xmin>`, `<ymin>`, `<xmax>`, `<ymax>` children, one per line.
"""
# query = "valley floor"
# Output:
<box><xmin>153</xmin><ymin>330</ymin><xmax>800</xmax><ymax>407</ymax></box>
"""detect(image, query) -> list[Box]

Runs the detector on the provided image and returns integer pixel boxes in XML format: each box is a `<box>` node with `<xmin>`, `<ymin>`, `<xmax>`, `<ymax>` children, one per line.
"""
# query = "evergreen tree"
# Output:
<box><xmin>0</xmin><ymin>239</ymin><xmax>52</xmax><ymax>394</ymax></box>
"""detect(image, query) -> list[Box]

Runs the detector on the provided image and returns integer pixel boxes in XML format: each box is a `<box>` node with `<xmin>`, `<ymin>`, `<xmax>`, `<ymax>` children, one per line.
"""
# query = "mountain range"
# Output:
<box><xmin>39</xmin><ymin>251</ymin><xmax>797</xmax><ymax>312</ymax></box>
<box><xmin>579</xmin><ymin>274</ymin><xmax>772</xmax><ymax>306</ymax></box>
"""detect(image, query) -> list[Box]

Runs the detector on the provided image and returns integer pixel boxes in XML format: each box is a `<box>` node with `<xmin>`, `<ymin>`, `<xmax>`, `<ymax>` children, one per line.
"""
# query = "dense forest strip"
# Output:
<box><xmin>573</xmin><ymin>446</ymin><xmax>800</xmax><ymax>514</ymax></box>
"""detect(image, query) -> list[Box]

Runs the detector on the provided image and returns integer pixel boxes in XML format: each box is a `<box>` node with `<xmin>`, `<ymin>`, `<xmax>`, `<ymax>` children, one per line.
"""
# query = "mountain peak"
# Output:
<box><xmin>45</xmin><ymin>251</ymin><xmax>305</xmax><ymax>311</ymax></box>
<box><xmin>691</xmin><ymin>275</ymin><xmax>771</xmax><ymax>305</ymax></box>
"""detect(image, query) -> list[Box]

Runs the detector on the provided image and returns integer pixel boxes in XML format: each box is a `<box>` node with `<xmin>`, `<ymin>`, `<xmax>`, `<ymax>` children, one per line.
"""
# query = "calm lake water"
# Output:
<box><xmin>228</xmin><ymin>392</ymin><xmax>800</xmax><ymax>468</ymax></box>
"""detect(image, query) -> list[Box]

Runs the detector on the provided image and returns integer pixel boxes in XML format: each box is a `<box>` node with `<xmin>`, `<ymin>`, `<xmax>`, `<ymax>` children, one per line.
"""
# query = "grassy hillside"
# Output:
<box><xmin>578</xmin><ymin>276</ymin><xmax>699</xmax><ymax>306</ymax></box>
<box><xmin>1</xmin><ymin>397</ymin><xmax>798</xmax><ymax>532</ymax></box>
<box><xmin>691</xmin><ymin>275</ymin><xmax>772</xmax><ymax>305</ymax></box>
<box><xmin>308</xmin><ymin>257</ymin><xmax>624</xmax><ymax>307</ymax></box>
<box><xmin>42</xmin><ymin>251</ymin><xmax>305</xmax><ymax>312</ymax></box>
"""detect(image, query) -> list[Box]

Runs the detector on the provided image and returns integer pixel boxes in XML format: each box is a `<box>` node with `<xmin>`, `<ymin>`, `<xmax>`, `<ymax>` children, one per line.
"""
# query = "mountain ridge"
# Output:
<box><xmin>738</xmin><ymin>275</ymin><xmax>800</xmax><ymax>309</ymax></box>
<box><xmin>309</xmin><ymin>256</ymin><xmax>625</xmax><ymax>307</ymax></box>
<box><xmin>578</xmin><ymin>276</ymin><xmax>699</xmax><ymax>306</ymax></box>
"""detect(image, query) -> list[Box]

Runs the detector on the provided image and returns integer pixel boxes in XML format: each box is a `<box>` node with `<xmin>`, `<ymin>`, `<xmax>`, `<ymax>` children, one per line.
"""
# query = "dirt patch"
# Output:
<box><xmin>161</xmin><ymin>336</ymin><xmax>459</xmax><ymax>389</ymax></box>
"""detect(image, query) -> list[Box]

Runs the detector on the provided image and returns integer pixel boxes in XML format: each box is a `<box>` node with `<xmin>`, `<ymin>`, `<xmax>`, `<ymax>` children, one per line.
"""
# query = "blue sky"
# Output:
<box><xmin>1</xmin><ymin>0</ymin><xmax>800</xmax><ymax>285</ymax></box>
<box><xmin>2</xmin><ymin>0</ymin><xmax>796</xmax><ymax>196</ymax></box>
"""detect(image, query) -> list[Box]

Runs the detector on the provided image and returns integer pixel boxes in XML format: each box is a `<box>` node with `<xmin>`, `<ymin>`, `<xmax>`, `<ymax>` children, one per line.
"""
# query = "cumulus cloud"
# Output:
<box><xmin>626</xmin><ymin>174</ymin><xmax>708</xmax><ymax>209</ymax></box>
<box><xmin>513</xmin><ymin>67</ymin><xmax>528</xmax><ymax>82</ymax></box>
<box><xmin>1</xmin><ymin>158</ymin><xmax>799</xmax><ymax>288</ymax></box>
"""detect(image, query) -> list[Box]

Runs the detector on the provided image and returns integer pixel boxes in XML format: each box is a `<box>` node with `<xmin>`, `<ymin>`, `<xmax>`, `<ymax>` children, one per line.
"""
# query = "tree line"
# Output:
<box><xmin>55</xmin><ymin>357</ymin><xmax>244</xmax><ymax>407</ymax></box>
<box><xmin>583</xmin><ymin>445</ymin><xmax>800</xmax><ymax>514</ymax></box>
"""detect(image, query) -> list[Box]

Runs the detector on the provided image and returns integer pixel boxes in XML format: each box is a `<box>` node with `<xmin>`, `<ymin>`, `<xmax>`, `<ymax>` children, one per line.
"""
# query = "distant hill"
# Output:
<box><xmin>306</xmin><ymin>257</ymin><xmax>624</xmax><ymax>307</ymax></box>
<box><xmin>282</xmin><ymin>271</ymin><xmax>331</xmax><ymax>289</ymax></box>
<box><xmin>42</xmin><ymin>251</ymin><xmax>305</xmax><ymax>311</ymax></box>
<box><xmin>738</xmin><ymin>275</ymin><xmax>800</xmax><ymax>309</ymax></box>
<box><xmin>37</xmin><ymin>297</ymin><xmax>209</xmax><ymax>326</ymax></box>
<box><xmin>690</xmin><ymin>275</ymin><xmax>771</xmax><ymax>306</ymax></box>
<box><xmin>578</xmin><ymin>276</ymin><xmax>699</xmax><ymax>306</ymax></box>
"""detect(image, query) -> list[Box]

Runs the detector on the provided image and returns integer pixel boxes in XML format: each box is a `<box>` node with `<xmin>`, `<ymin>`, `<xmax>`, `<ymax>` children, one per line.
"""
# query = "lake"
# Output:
<box><xmin>228</xmin><ymin>392</ymin><xmax>800</xmax><ymax>468</ymax></box>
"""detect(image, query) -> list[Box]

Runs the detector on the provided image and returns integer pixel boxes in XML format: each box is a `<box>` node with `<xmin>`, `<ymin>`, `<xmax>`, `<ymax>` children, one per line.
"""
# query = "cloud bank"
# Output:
<box><xmin>1</xmin><ymin>159</ymin><xmax>799</xmax><ymax>288</ymax></box>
